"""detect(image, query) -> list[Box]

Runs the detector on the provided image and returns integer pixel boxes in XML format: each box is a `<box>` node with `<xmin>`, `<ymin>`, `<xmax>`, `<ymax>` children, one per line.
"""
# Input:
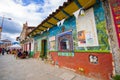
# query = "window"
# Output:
<box><xmin>60</xmin><ymin>39</ymin><xmax>69</xmax><ymax>50</ymax></box>
<box><xmin>58</xmin><ymin>31</ymin><xmax>73</xmax><ymax>52</ymax></box>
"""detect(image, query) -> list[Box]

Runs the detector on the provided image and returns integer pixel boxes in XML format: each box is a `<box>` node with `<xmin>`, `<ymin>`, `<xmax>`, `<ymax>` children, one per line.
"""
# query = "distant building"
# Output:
<box><xmin>18</xmin><ymin>22</ymin><xmax>35</xmax><ymax>52</ymax></box>
<box><xmin>0</xmin><ymin>39</ymin><xmax>12</xmax><ymax>48</ymax></box>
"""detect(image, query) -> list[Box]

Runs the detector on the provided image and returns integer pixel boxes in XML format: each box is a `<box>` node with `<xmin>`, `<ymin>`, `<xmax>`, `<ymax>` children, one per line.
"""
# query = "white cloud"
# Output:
<box><xmin>2</xmin><ymin>32</ymin><xmax>20</xmax><ymax>42</ymax></box>
<box><xmin>0</xmin><ymin>0</ymin><xmax>67</xmax><ymax>26</ymax></box>
<box><xmin>0</xmin><ymin>0</ymin><xmax>67</xmax><ymax>41</ymax></box>
<box><xmin>0</xmin><ymin>0</ymin><xmax>42</xmax><ymax>26</ymax></box>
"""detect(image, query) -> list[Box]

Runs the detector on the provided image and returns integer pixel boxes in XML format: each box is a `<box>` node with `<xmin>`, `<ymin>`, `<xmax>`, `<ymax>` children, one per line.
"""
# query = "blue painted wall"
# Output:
<box><xmin>34</xmin><ymin>2</ymin><xmax>110</xmax><ymax>53</ymax></box>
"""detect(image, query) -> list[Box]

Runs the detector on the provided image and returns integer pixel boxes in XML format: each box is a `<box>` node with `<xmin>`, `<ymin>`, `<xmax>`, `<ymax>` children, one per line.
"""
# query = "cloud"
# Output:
<box><xmin>0</xmin><ymin>0</ymin><xmax>67</xmax><ymax>41</ymax></box>
<box><xmin>0</xmin><ymin>19</ymin><xmax>21</xmax><ymax>34</ymax></box>
<box><xmin>2</xmin><ymin>32</ymin><xmax>20</xmax><ymax>42</ymax></box>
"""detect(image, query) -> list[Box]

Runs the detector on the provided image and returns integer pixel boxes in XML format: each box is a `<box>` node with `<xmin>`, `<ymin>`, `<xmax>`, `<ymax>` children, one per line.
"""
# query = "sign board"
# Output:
<box><xmin>76</xmin><ymin>8</ymin><xmax>99</xmax><ymax>47</ymax></box>
<box><xmin>58</xmin><ymin>52</ymin><xmax>74</xmax><ymax>56</ymax></box>
<box><xmin>110</xmin><ymin>0</ymin><xmax>120</xmax><ymax>47</ymax></box>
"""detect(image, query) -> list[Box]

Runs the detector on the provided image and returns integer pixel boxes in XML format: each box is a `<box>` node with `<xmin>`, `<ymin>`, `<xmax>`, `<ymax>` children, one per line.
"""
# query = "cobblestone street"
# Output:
<box><xmin>0</xmin><ymin>54</ymin><xmax>93</xmax><ymax>80</ymax></box>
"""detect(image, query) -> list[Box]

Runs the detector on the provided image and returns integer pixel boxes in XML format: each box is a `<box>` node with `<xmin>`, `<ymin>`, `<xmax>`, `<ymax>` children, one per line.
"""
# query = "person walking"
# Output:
<box><xmin>0</xmin><ymin>48</ymin><xmax>2</xmax><ymax>55</ymax></box>
<box><xmin>2</xmin><ymin>48</ymin><xmax>5</xmax><ymax>55</ymax></box>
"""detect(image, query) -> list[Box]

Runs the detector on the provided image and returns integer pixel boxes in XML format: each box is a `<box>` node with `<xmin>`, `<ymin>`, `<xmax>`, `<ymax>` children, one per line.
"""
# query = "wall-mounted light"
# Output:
<box><xmin>80</xmin><ymin>8</ymin><xmax>85</xmax><ymax>16</ymax></box>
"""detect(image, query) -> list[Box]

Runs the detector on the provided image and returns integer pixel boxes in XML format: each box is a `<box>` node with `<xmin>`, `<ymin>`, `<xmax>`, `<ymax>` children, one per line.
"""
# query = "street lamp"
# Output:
<box><xmin>0</xmin><ymin>16</ymin><xmax>12</xmax><ymax>39</ymax></box>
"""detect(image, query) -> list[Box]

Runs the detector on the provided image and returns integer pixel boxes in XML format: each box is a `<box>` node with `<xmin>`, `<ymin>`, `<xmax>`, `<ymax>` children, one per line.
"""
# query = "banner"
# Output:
<box><xmin>110</xmin><ymin>0</ymin><xmax>120</xmax><ymax>47</ymax></box>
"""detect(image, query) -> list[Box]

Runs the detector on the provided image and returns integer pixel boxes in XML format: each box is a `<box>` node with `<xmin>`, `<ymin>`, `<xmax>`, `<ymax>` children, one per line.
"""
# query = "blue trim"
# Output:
<box><xmin>96</xmin><ymin>0</ymin><xmax>100</xmax><ymax>3</ymax></box>
<box><xmin>57</xmin><ymin>30</ymin><xmax>72</xmax><ymax>37</ymax></box>
<box><xmin>74</xmin><ymin>0</ymin><xmax>82</xmax><ymax>8</ymax></box>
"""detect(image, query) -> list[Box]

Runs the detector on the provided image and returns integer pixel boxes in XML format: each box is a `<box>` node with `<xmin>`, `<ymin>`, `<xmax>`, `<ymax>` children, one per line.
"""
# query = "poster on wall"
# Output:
<box><xmin>76</xmin><ymin>8</ymin><xmax>99</xmax><ymax>47</ymax></box>
<box><xmin>49</xmin><ymin>36</ymin><xmax>56</xmax><ymax>51</ymax></box>
<box><xmin>110</xmin><ymin>0</ymin><xmax>120</xmax><ymax>47</ymax></box>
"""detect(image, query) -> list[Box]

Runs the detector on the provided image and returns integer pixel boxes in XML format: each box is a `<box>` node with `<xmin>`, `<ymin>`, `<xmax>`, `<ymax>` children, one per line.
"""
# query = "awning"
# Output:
<box><xmin>7</xmin><ymin>44</ymin><xmax>21</xmax><ymax>49</ymax></box>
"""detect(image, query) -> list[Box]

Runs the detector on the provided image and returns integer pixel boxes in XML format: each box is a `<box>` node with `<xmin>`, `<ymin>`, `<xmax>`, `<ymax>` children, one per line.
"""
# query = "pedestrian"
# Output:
<box><xmin>16</xmin><ymin>49</ymin><xmax>20</xmax><ymax>59</ymax></box>
<box><xmin>2</xmin><ymin>48</ymin><xmax>5</xmax><ymax>55</ymax></box>
<box><xmin>6</xmin><ymin>49</ymin><xmax>9</xmax><ymax>54</ymax></box>
<box><xmin>0</xmin><ymin>48</ymin><xmax>2</xmax><ymax>55</ymax></box>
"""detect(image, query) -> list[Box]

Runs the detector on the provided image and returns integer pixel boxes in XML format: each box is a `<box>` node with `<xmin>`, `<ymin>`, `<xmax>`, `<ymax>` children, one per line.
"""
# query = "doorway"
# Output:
<box><xmin>29</xmin><ymin>43</ymin><xmax>31</xmax><ymax>51</ymax></box>
<box><xmin>41</xmin><ymin>39</ymin><xmax>47</xmax><ymax>59</ymax></box>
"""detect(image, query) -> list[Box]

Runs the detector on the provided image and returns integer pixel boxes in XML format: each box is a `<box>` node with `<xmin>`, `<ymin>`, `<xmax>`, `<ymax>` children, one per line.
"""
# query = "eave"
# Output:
<box><xmin>29</xmin><ymin>0</ymin><xmax>97</xmax><ymax>37</ymax></box>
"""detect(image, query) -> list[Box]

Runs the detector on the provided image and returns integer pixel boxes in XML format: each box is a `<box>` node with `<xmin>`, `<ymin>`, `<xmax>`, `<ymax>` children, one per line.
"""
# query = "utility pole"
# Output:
<box><xmin>0</xmin><ymin>16</ymin><xmax>11</xmax><ymax>39</ymax></box>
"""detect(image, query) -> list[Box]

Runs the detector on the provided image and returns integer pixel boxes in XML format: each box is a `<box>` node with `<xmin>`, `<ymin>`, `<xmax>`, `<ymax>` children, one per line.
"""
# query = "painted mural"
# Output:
<box><xmin>75</xmin><ymin>3</ymin><xmax>110</xmax><ymax>52</ymax></box>
<box><xmin>48</xmin><ymin>16</ymin><xmax>77</xmax><ymax>52</ymax></box>
<box><xmin>93</xmin><ymin>3</ymin><xmax>110</xmax><ymax>51</ymax></box>
<box><xmin>34</xmin><ymin>2</ymin><xmax>110</xmax><ymax>54</ymax></box>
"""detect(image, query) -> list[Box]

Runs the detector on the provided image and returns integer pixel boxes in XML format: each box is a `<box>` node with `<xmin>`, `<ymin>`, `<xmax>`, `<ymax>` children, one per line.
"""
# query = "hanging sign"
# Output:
<box><xmin>110</xmin><ymin>0</ymin><xmax>120</xmax><ymax>47</ymax></box>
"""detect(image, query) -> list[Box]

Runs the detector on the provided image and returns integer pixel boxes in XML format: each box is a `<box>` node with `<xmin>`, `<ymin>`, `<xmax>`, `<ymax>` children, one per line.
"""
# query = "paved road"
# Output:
<box><xmin>0</xmin><ymin>54</ymin><xmax>93</xmax><ymax>80</ymax></box>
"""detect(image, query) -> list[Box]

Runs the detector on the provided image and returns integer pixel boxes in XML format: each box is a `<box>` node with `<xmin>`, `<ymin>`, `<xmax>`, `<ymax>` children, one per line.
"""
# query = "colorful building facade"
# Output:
<box><xmin>29</xmin><ymin>0</ymin><xmax>115</xmax><ymax>80</ymax></box>
<box><xmin>19</xmin><ymin>22</ymin><xmax>35</xmax><ymax>55</ymax></box>
<box><xmin>0</xmin><ymin>39</ymin><xmax>12</xmax><ymax>48</ymax></box>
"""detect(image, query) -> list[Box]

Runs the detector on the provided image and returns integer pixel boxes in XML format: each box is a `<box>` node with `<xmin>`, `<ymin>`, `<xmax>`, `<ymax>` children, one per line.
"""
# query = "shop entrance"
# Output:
<box><xmin>41</xmin><ymin>39</ymin><xmax>47</xmax><ymax>59</ymax></box>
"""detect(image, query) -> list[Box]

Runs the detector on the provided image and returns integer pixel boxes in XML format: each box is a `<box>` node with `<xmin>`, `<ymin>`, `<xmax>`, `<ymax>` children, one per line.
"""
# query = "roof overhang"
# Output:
<box><xmin>29</xmin><ymin>0</ymin><xmax>97</xmax><ymax>37</ymax></box>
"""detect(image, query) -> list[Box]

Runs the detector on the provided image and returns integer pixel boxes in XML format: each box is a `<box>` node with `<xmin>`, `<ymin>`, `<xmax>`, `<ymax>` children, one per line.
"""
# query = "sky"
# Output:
<box><xmin>0</xmin><ymin>0</ymin><xmax>67</xmax><ymax>42</ymax></box>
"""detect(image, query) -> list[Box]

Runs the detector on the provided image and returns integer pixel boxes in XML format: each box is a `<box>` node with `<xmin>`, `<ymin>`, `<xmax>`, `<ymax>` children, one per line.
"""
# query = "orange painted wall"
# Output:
<box><xmin>50</xmin><ymin>52</ymin><xmax>113</xmax><ymax>80</ymax></box>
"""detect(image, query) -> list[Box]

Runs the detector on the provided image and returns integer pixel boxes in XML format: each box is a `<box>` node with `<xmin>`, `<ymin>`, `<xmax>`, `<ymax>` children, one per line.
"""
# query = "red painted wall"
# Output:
<box><xmin>50</xmin><ymin>52</ymin><xmax>113</xmax><ymax>80</ymax></box>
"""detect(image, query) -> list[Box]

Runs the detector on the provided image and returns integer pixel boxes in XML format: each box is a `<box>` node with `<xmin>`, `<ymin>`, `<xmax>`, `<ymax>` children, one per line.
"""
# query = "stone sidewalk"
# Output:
<box><xmin>0</xmin><ymin>54</ymin><xmax>94</xmax><ymax>80</ymax></box>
